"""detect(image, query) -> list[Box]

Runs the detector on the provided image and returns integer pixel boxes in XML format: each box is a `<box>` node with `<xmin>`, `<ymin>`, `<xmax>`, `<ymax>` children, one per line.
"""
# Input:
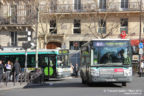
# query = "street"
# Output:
<box><xmin>0</xmin><ymin>75</ymin><xmax>144</xmax><ymax>96</ymax></box>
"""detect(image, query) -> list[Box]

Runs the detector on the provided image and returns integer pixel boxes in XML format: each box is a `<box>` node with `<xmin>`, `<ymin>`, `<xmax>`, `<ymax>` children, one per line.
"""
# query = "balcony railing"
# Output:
<box><xmin>0</xmin><ymin>2</ymin><xmax>143</xmax><ymax>25</ymax></box>
<box><xmin>0</xmin><ymin>16</ymin><xmax>36</xmax><ymax>25</ymax></box>
<box><xmin>0</xmin><ymin>5</ymin><xmax>37</xmax><ymax>25</ymax></box>
<box><xmin>39</xmin><ymin>2</ymin><xmax>142</xmax><ymax>13</ymax></box>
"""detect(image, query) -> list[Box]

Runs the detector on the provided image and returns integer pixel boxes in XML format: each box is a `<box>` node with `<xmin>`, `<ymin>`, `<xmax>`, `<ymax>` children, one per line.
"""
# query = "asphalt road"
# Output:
<box><xmin>0</xmin><ymin>75</ymin><xmax>144</xmax><ymax>96</ymax></box>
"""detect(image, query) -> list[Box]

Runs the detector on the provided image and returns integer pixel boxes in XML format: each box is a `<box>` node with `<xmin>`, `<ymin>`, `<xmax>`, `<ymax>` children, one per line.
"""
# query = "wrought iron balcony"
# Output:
<box><xmin>0</xmin><ymin>2</ymin><xmax>143</xmax><ymax>25</ymax></box>
<box><xmin>39</xmin><ymin>2</ymin><xmax>142</xmax><ymax>13</ymax></box>
<box><xmin>0</xmin><ymin>5</ymin><xmax>37</xmax><ymax>25</ymax></box>
<box><xmin>1</xmin><ymin>16</ymin><xmax>37</xmax><ymax>25</ymax></box>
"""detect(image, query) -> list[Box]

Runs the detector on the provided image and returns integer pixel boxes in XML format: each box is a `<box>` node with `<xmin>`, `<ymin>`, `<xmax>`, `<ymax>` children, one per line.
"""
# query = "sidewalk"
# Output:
<box><xmin>0</xmin><ymin>82</ymin><xmax>27</xmax><ymax>91</ymax></box>
<box><xmin>0</xmin><ymin>76</ymin><xmax>76</xmax><ymax>90</ymax></box>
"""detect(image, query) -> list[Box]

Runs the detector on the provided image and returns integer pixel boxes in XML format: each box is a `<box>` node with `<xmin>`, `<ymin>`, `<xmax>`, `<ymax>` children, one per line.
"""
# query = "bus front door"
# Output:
<box><xmin>43</xmin><ymin>55</ymin><xmax>56</xmax><ymax>80</ymax></box>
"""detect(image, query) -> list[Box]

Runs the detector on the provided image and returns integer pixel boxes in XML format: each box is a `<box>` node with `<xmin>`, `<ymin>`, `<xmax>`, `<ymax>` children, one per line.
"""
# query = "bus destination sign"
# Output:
<box><xmin>59</xmin><ymin>50</ymin><xmax>69</xmax><ymax>55</ymax></box>
<box><xmin>93</xmin><ymin>41</ymin><xmax>128</xmax><ymax>47</ymax></box>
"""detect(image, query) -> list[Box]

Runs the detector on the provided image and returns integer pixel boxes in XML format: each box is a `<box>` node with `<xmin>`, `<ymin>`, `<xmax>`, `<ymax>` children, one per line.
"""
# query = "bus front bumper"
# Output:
<box><xmin>89</xmin><ymin>76</ymin><xmax>132</xmax><ymax>83</ymax></box>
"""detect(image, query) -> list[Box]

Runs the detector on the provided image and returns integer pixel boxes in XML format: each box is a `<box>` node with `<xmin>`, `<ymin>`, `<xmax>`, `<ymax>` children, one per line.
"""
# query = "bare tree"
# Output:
<box><xmin>76</xmin><ymin>0</ymin><xmax>120</xmax><ymax>39</ymax></box>
<box><xmin>33</xmin><ymin>0</ymin><xmax>142</xmax><ymax>49</ymax></box>
<box><xmin>38</xmin><ymin>0</ymin><xmax>68</xmax><ymax>49</ymax></box>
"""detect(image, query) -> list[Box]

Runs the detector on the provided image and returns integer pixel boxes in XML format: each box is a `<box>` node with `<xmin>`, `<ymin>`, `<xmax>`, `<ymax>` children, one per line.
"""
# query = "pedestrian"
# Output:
<box><xmin>139</xmin><ymin>60</ymin><xmax>144</xmax><ymax>77</ymax></box>
<box><xmin>10</xmin><ymin>61</ymin><xmax>14</xmax><ymax>81</ymax></box>
<box><xmin>0</xmin><ymin>60</ymin><xmax>4</xmax><ymax>82</ymax></box>
<box><xmin>75</xmin><ymin>64</ymin><xmax>79</xmax><ymax>77</ymax></box>
<box><xmin>5</xmin><ymin>60</ymin><xmax>12</xmax><ymax>82</ymax></box>
<box><xmin>70</xmin><ymin>64</ymin><xmax>74</xmax><ymax>76</ymax></box>
<box><xmin>14</xmin><ymin>60</ymin><xmax>21</xmax><ymax>82</ymax></box>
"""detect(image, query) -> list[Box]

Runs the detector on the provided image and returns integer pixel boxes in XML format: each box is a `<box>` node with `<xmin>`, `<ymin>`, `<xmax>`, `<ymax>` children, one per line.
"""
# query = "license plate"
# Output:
<box><xmin>105</xmin><ymin>79</ymin><xmax>116</xmax><ymax>81</ymax></box>
<box><xmin>100</xmin><ymin>69</ymin><xmax>114</xmax><ymax>74</ymax></box>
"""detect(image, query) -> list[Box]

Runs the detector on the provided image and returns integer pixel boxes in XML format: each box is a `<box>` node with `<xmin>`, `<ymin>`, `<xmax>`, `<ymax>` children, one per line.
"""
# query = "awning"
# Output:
<box><xmin>131</xmin><ymin>40</ymin><xmax>144</xmax><ymax>46</ymax></box>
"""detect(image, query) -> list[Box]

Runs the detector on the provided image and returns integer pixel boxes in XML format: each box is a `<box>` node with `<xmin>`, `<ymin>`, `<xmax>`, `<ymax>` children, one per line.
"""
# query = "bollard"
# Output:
<box><xmin>13</xmin><ymin>72</ymin><xmax>15</xmax><ymax>86</ymax></box>
<box><xmin>24</xmin><ymin>73</ymin><xmax>26</xmax><ymax>82</ymax></box>
<box><xmin>5</xmin><ymin>72</ymin><xmax>8</xmax><ymax>86</ymax></box>
<box><xmin>20</xmin><ymin>73</ymin><xmax>22</xmax><ymax>85</ymax></box>
<box><xmin>27</xmin><ymin>73</ymin><xmax>30</xmax><ymax>83</ymax></box>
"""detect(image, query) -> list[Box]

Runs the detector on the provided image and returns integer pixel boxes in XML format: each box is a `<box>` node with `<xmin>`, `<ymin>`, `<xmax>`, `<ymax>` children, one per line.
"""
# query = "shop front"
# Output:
<box><xmin>131</xmin><ymin>39</ymin><xmax>144</xmax><ymax>75</ymax></box>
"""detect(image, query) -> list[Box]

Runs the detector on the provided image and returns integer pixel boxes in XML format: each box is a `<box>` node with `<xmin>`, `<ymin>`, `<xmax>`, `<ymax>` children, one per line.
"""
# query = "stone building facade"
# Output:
<box><xmin>0</xmin><ymin>0</ymin><xmax>36</xmax><ymax>50</ymax></box>
<box><xmin>0</xmin><ymin>0</ymin><xmax>144</xmax><ymax>50</ymax></box>
<box><xmin>38</xmin><ymin>0</ymin><xmax>144</xmax><ymax>50</ymax></box>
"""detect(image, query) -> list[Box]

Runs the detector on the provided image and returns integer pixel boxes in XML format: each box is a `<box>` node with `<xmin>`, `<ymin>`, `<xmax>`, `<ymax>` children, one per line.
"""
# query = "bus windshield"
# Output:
<box><xmin>93</xmin><ymin>41</ymin><xmax>131</xmax><ymax>66</ymax></box>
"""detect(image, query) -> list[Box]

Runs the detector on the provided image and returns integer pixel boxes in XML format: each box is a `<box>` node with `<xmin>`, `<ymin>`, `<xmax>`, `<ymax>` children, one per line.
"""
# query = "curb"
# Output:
<box><xmin>0</xmin><ymin>77</ymin><xmax>77</xmax><ymax>90</ymax></box>
<box><xmin>62</xmin><ymin>76</ymin><xmax>80</xmax><ymax>79</ymax></box>
<box><xmin>62</xmin><ymin>77</ymin><xmax>74</xmax><ymax>79</ymax></box>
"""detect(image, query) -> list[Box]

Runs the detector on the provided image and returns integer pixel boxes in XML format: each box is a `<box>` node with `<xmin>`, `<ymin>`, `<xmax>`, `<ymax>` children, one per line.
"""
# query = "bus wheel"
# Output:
<box><xmin>87</xmin><ymin>81</ymin><xmax>93</xmax><ymax>87</ymax></box>
<box><xmin>82</xmin><ymin>78</ymin><xmax>86</xmax><ymax>84</ymax></box>
<box><xmin>122</xmin><ymin>82</ymin><xmax>127</xmax><ymax>86</ymax></box>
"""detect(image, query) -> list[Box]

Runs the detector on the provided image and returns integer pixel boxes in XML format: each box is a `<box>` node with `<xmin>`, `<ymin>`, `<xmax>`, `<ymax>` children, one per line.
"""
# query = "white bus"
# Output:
<box><xmin>80</xmin><ymin>39</ymin><xmax>132</xmax><ymax>86</ymax></box>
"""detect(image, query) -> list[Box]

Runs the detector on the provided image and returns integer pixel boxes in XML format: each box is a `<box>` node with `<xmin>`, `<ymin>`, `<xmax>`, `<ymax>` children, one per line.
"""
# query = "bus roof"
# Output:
<box><xmin>0</xmin><ymin>49</ymin><xmax>59</xmax><ymax>55</ymax></box>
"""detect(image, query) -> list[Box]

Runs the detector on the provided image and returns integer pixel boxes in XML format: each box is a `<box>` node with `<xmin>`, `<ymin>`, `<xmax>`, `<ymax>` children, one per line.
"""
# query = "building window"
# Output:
<box><xmin>98</xmin><ymin>19</ymin><xmax>106</xmax><ymax>33</ymax></box>
<box><xmin>99</xmin><ymin>0</ymin><xmax>106</xmax><ymax>9</ymax></box>
<box><xmin>50</xmin><ymin>0</ymin><xmax>57</xmax><ymax>12</ymax></box>
<box><xmin>74</xmin><ymin>0</ymin><xmax>81</xmax><ymax>11</ymax></box>
<box><xmin>70</xmin><ymin>41</ymin><xmax>87</xmax><ymax>50</ymax></box>
<box><xmin>26</xmin><ymin>5</ymin><xmax>32</xmax><ymax>23</ymax></box>
<box><xmin>11</xmin><ymin>32</ymin><xmax>17</xmax><ymax>46</ymax></box>
<box><xmin>10</xmin><ymin>5</ymin><xmax>17</xmax><ymax>24</ymax></box>
<box><xmin>121</xmin><ymin>0</ymin><xmax>128</xmax><ymax>9</ymax></box>
<box><xmin>120</xmin><ymin>18</ymin><xmax>128</xmax><ymax>34</ymax></box>
<box><xmin>50</xmin><ymin>20</ymin><xmax>57</xmax><ymax>34</ymax></box>
<box><xmin>73</xmin><ymin>19</ymin><xmax>81</xmax><ymax>34</ymax></box>
<box><xmin>17</xmin><ymin>5</ymin><xmax>27</xmax><ymax>24</ymax></box>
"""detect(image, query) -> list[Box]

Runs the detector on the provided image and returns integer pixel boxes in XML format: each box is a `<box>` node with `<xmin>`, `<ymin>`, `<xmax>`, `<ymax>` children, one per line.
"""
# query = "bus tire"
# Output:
<box><xmin>82</xmin><ymin>78</ymin><xmax>86</xmax><ymax>84</ymax></box>
<box><xmin>122</xmin><ymin>82</ymin><xmax>127</xmax><ymax>86</ymax></box>
<box><xmin>87</xmin><ymin>81</ymin><xmax>93</xmax><ymax>87</ymax></box>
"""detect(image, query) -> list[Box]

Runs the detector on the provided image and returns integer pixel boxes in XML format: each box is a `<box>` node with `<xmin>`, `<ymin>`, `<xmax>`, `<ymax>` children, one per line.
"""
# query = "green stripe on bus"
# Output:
<box><xmin>0</xmin><ymin>51</ymin><xmax>59</xmax><ymax>55</ymax></box>
<box><xmin>0</xmin><ymin>52</ymin><xmax>25</xmax><ymax>55</ymax></box>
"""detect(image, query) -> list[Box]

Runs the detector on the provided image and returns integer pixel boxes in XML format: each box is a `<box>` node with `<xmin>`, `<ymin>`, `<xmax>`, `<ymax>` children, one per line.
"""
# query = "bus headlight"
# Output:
<box><xmin>124</xmin><ymin>67</ymin><xmax>132</xmax><ymax>76</ymax></box>
<box><xmin>90</xmin><ymin>68</ymin><xmax>99</xmax><ymax>76</ymax></box>
<box><xmin>57</xmin><ymin>68</ymin><xmax>63</xmax><ymax>75</ymax></box>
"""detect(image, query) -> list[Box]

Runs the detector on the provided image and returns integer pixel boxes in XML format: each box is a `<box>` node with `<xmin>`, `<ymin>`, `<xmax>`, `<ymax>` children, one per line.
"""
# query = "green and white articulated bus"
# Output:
<box><xmin>80</xmin><ymin>39</ymin><xmax>132</xmax><ymax>86</ymax></box>
<box><xmin>0</xmin><ymin>49</ymin><xmax>70</xmax><ymax>79</ymax></box>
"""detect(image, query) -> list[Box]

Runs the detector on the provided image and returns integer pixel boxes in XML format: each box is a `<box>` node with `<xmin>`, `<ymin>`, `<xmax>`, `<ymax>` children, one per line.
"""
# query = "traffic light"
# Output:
<box><xmin>27</xmin><ymin>31</ymin><xmax>32</xmax><ymax>41</ymax></box>
<box><xmin>26</xmin><ymin>28</ymin><xmax>32</xmax><ymax>41</ymax></box>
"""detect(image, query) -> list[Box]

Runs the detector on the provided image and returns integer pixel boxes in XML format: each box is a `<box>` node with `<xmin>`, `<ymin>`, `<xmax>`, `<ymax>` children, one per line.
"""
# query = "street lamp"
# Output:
<box><xmin>139</xmin><ymin>0</ymin><xmax>142</xmax><ymax>41</ymax></box>
<box><xmin>139</xmin><ymin>0</ymin><xmax>143</xmax><ymax>77</ymax></box>
<box><xmin>35</xmin><ymin>6</ymin><xmax>39</xmax><ymax>68</ymax></box>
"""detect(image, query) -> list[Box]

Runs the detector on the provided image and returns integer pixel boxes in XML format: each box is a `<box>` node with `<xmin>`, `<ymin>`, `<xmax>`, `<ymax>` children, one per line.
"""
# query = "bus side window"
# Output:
<box><xmin>93</xmin><ymin>48</ymin><xmax>98</xmax><ymax>65</ymax></box>
<box><xmin>81</xmin><ymin>56</ymin><xmax>85</xmax><ymax>65</ymax></box>
<box><xmin>86</xmin><ymin>56</ymin><xmax>90</xmax><ymax>65</ymax></box>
